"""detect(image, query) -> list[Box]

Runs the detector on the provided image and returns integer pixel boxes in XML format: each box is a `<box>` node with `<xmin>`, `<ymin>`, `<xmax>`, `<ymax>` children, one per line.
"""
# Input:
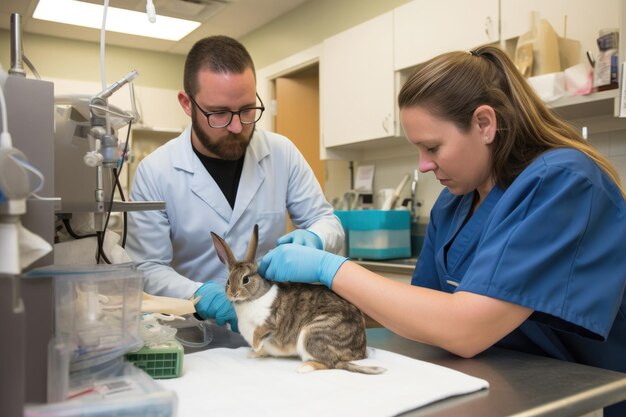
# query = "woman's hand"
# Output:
<box><xmin>259</xmin><ymin>244</ymin><xmax>347</xmax><ymax>288</ymax></box>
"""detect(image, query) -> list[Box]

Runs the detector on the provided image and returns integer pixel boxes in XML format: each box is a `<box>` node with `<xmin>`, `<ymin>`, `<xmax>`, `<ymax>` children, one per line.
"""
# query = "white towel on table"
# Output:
<box><xmin>157</xmin><ymin>346</ymin><xmax>488</xmax><ymax>417</ymax></box>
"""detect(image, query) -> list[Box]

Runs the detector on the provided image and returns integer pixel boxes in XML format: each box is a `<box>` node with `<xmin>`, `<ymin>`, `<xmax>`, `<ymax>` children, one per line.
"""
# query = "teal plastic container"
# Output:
<box><xmin>343</xmin><ymin>210</ymin><xmax>411</xmax><ymax>260</ymax></box>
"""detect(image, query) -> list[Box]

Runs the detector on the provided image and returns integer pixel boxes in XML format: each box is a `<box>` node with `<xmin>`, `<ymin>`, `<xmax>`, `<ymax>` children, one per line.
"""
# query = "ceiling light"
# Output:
<box><xmin>33</xmin><ymin>0</ymin><xmax>201</xmax><ymax>41</ymax></box>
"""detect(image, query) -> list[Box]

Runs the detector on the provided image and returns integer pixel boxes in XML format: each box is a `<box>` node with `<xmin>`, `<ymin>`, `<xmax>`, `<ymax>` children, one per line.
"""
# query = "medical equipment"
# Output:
<box><xmin>0</xmin><ymin>18</ymin><xmax>56</xmax><ymax>415</ymax></box>
<box><xmin>0</xmin><ymin>9</ymin><xmax>167</xmax><ymax>417</ymax></box>
<box><xmin>54</xmin><ymin>83</ymin><xmax>162</xmax><ymax>212</ymax></box>
<box><xmin>50</xmin><ymin>0</ymin><xmax>164</xmax><ymax>262</ymax></box>
<box><xmin>0</xmin><ymin>72</ymin><xmax>28</xmax><ymax>417</ymax></box>
<box><xmin>53</xmin><ymin>72</ymin><xmax>165</xmax><ymax>265</ymax></box>
<box><xmin>8</xmin><ymin>13</ymin><xmax>25</xmax><ymax>76</ymax></box>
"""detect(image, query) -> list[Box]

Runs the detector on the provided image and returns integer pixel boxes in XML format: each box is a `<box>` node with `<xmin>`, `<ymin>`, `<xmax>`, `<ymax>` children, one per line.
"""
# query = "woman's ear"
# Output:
<box><xmin>178</xmin><ymin>91</ymin><xmax>193</xmax><ymax>117</ymax></box>
<box><xmin>473</xmin><ymin>105</ymin><xmax>497</xmax><ymax>144</ymax></box>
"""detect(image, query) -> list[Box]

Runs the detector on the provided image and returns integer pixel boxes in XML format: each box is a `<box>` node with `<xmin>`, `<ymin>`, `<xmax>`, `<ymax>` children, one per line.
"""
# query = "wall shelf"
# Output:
<box><xmin>549</xmin><ymin>89</ymin><xmax>619</xmax><ymax>119</ymax></box>
<box><xmin>548</xmin><ymin>89</ymin><xmax>626</xmax><ymax>136</ymax></box>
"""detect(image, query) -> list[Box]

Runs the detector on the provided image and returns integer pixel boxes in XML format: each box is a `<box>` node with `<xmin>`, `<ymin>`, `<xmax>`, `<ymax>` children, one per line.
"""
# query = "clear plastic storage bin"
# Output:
<box><xmin>24</xmin><ymin>362</ymin><xmax>177</xmax><ymax>417</ymax></box>
<box><xmin>25</xmin><ymin>263</ymin><xmax>144</xmax><ymax>402</ymax></box>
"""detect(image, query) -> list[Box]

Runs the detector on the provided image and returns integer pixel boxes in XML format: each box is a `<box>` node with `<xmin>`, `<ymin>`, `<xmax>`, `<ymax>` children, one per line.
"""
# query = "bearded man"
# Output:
<box><xmin>127</xmin><ymin>36</ymin><xmax>343</xmax><ymax>331</ymax></box>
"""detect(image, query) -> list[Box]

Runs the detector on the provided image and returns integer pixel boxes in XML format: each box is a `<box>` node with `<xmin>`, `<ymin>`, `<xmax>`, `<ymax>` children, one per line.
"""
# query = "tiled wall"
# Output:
<box><xmin>589</xmin><ymin>130</ymin><xmax>626</xmax><ymax>181</ymax></box>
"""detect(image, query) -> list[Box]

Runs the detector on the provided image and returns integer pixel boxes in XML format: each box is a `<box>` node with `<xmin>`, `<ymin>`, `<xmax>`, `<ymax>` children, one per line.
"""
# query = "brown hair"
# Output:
<box><xmin>398</xmin><ymin>45</ymin><xmax>625</xmax><ymax>198</ymax></box>
<box><xmin>183</xmin><ymin>35</ymin><xmax>256</xmax><ymax>97</ymax></box>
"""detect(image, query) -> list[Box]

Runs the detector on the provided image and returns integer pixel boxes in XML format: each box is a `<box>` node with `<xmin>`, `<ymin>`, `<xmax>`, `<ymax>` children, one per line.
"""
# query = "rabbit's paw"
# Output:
<box><xmin>296</xmin><ymin>360</ymin><xmax>327</xmax><ymax>373</ymax></box>
<box><xmin>247</xmin><ymin>349</ymin><xmax>269</xmax><ymax>359</ymax></box>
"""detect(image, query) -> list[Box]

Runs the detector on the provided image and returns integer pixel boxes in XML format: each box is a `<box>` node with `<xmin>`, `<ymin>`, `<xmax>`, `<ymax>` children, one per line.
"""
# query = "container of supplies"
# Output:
<box><xmin>345</xmin><ymin>210</ymin><xmax>411</xmax><ymax>260</ymax></box>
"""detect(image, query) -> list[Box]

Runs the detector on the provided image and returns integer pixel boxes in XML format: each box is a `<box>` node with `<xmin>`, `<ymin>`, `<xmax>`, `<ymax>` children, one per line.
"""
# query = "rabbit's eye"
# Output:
<box><xmin>242</xmin><ymin>276</ymin><xmax>250</xmax><ymax>285</ymax></box>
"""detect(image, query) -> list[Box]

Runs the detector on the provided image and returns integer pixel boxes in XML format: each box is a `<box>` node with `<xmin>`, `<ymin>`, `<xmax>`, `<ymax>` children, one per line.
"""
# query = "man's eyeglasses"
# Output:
<box><xmin>188</xmin><ymin>92</ymin><xmax>265</xmax><ymax>128</ymax></box>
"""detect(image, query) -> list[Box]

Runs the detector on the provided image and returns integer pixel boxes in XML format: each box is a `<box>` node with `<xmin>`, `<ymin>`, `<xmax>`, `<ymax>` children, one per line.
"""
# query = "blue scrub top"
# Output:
<box><xmin>412</xmin><ymin>149</ymin><xmax>626</xmax><ymax>416</ymax></box>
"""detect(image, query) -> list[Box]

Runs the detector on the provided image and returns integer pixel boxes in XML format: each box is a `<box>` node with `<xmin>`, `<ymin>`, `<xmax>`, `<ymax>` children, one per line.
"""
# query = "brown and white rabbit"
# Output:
<box><xmin>211</xmin><ymin>225</ymin><xmax>385</xmax><ymax>374</ymax></box>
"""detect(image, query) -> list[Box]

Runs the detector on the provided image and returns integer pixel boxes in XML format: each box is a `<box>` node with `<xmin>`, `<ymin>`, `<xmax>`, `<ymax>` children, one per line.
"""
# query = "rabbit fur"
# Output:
<box><xmin>211</xmin><ymin>225</ymin><xmax>385</xmax><ymax>374</ymax></box>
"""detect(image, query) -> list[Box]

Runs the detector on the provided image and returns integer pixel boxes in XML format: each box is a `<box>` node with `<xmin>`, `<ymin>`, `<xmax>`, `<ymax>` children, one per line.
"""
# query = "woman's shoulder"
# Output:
<box><xmin>521</xmin><ymin>148</ymin><xmax>602</xmax><ymax>184</ymax></box>
<box><xmin>538</xmin><ymin>148</ymin><xmax>595</xmax><ymax>169</ymax></box>
<box><xmin>518</xmin><ymin>148</ymin><xmax>624</xmax><ymax>209</ymax></box>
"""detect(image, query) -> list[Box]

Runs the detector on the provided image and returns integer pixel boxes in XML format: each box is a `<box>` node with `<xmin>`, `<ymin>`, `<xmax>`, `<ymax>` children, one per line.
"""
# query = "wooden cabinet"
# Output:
<box><xmin>321</xmin><ymin>12</ymin><xmax>396</xmax><ymax>148</ymax></box>
<box><xmin>394</xmin><ymin>0</ymin><xmax>498</xmax><ymax>71</ymax></box>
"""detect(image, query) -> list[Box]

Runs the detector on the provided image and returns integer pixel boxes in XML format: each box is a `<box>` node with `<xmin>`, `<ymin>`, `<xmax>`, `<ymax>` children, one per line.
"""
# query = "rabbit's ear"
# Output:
<box><xmin>244</xmin><ymin>224</ymin><xmax>259</xmax><ymax>263</ymax></box>
<box><xmin>211</xmin><ymin>232</ymin><xmax>236</xmax><ymax>268</ymax></box>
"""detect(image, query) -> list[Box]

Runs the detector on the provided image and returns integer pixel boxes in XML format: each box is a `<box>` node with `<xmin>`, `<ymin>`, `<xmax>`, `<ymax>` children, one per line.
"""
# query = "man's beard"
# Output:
<box><xmin>191</xmin><ymin>110</ymin><xmax>253</xmax><ymax>160</ymax></box>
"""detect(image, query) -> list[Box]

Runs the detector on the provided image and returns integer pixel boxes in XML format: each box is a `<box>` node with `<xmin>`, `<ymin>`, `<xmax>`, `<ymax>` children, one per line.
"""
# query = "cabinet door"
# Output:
<box><xmin>321</xmin><ymin>12</ymin><xmax>395</xmax><ymax>148</ymax></box>
<box><xmin>501</xmin><ymin>0</ymin><xmax>619</xmax><ymax>65</ymax></box>
<box><xmin>394</xmin><ymin>0</ymin><xmax>499</xmax><ymax>71</ymax></box>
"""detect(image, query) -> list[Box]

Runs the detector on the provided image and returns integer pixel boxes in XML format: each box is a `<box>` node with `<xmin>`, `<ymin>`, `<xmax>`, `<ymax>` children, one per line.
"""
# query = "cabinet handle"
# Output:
<box><xmin>484</xmin><ymin>16</ymin><xmax>492</xmax><ymax>39</ymax></box>
<box><xmin>382</xmin><ymin>115</ymin><xmax>390</xmax><ymax>133</ymax></box>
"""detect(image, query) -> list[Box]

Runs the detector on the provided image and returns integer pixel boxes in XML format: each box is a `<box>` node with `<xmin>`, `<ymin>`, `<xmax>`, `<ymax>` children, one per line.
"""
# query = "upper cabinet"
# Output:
<box><xmin>394</xmin><ymin>0</ymin><xmax>499</xmax><ymax>71</ymax></box>
<box><xmin>316</xmin><ymin>0</ymin><xmax>625</xmax><ymax>158</ymax></box>
<box><xmin>321</xmin><ymin>12</ymin><xmax>396</xmax><ymax>148</ymax></box>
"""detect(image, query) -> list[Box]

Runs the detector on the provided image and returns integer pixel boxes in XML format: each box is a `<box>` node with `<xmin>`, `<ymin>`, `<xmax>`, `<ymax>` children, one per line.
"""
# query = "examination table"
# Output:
<box><xmin>159</xmin><ymin>324</ymin><xmax>626</xmax><ymax>417</ymax></box>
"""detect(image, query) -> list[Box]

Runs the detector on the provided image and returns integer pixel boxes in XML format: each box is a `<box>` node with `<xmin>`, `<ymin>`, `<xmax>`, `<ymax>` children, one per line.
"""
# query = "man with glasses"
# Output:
<box><xmin>126</xmin><ymin>36</ymin><xmax>344</xmax><ymax>331</ymax></box>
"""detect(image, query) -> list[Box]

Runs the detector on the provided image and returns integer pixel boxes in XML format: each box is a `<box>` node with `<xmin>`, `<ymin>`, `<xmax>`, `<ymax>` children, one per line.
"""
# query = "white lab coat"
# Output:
<box><xmin>126</xmin><ymin>126</ymin><xmax>344</xmax><ymax>299</ymax></box>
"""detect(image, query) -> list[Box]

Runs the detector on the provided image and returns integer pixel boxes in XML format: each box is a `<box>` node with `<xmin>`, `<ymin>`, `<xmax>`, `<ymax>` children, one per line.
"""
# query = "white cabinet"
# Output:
<box><xmin>319</xmin><ymin>0</ymin><xmax>624</xmax><ymax>157</ymax></box>
<box><xmin>321</xmin><ymin>12</ymin><xmax>396</xmax><ymax>148</ymax></box>
<box><xmin>500</xmin><ymin>0</ymin><xmax>619</xmax><ymax>67</ymax></box>
<box><xmin>394</xmin><ymin>0</ymin><xmax>499</xmax><ymax>71</ymax></box>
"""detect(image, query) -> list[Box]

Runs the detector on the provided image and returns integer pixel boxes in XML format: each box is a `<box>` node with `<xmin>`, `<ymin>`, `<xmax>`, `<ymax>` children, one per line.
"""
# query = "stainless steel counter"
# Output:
<box><xmin>196</xmin><ymin>325</ymin><xmax>626</xmax><ymax>417</ymax></box>
<box><xmin>366</xmin><ymin>328</ymin><xmax>626</xmax><ymax>417</ymax></box>
<box><xmin>354</xmin><ymin>257</ymin><xmax>417</xmax><ymax>275</ymax></box>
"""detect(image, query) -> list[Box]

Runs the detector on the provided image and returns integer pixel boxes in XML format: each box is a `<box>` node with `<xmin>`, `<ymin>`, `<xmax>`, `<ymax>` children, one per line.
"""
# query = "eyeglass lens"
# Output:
<box><xmin>208</xmin><ymin>108</ymin><xmax>262</xmax><ymax>127</ymax></box>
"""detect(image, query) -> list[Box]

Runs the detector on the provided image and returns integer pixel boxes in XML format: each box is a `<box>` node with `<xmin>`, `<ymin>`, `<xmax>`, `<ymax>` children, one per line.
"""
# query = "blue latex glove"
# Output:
<box><xmin>259</xmin><ymin>244</ymin><xmax>347</xmax><ymax>288</ymax></box>
<box><xmin>277</xmin><ymin>229</ymin><xmax>323</xmax><ymax>249</ymax></box>
<box><xmin>194</xmin><ymin>281</ymin><xmax>239</xmax><ymax>333</ymax></box>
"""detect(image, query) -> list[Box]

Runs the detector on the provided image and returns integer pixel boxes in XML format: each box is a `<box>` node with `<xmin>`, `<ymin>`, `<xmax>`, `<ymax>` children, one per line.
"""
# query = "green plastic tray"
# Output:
<box><xmin>126</xmin><ymin>339</ymin><xmax>184</xmax><ymax>379</ymax></box>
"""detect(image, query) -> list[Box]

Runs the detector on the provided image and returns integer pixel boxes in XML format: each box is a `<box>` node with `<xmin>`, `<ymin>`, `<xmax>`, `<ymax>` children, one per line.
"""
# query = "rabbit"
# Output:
<box><xmin>211</xmin><ymin>224</ymin><xmax>385</xmax><ymax>375</ymax></box>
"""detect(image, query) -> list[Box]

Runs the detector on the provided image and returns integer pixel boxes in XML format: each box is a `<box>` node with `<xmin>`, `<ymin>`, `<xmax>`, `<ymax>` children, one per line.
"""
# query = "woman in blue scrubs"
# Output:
<box><xmin>259</xmin><ymin>45</ymin><xmax>626</xmax><ymax>416</ymax></box>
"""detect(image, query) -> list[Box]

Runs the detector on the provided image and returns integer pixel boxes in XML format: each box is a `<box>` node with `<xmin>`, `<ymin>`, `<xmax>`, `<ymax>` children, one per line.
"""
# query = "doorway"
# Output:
<box><xmin>272</xmin><ymin>64</ymin><xmax>324</xmax><ymax>188</ymax></box>
<box><xmin>272</xmin><ymin>64</ymin><xmax>322</xmax><ymax>233</ymax></box>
